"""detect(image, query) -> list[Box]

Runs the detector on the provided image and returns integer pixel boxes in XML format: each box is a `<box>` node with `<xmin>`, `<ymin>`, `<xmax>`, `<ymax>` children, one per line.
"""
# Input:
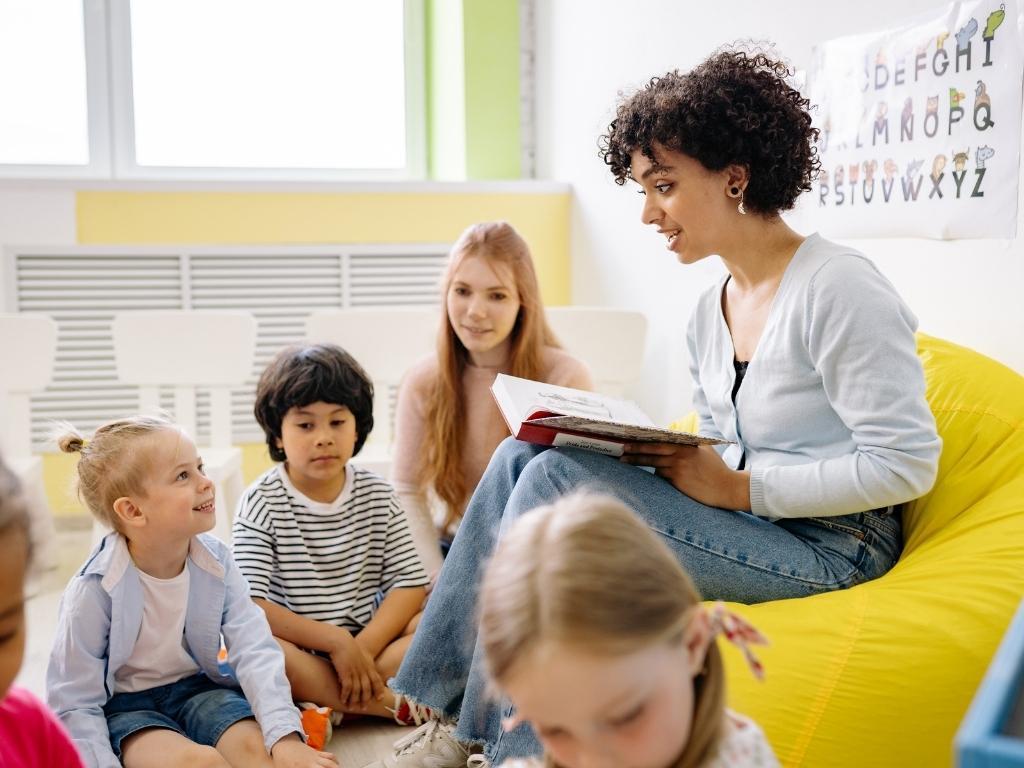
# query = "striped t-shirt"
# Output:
<box><xmin>232</xmin><ymin>463</ymin><xmax>429</xmax><ymax>632</ymax></box>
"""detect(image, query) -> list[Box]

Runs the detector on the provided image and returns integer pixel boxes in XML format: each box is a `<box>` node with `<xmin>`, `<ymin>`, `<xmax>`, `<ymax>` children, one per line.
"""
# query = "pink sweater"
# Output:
<box><xmin>392</xmin><ymin>346</ymin><xmax>592</xmax><ymax>543</ymax></box>
<box><xmin>0</xmin><ymin>686</ymin><xmax>84</xmax><ymax>768</ymax></box>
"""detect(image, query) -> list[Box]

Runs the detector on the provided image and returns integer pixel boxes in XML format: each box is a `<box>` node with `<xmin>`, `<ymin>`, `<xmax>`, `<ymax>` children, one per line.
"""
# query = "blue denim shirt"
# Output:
<box><xmin>46</xmin><ymin>532</ymin><xmax>302</xmax><ymax>768</ymax></box>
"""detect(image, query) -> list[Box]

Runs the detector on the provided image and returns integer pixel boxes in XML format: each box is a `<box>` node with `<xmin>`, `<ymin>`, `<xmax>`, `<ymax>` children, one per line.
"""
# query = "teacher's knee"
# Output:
<box><xmin>493</xmin><ymin>435</ymin><xmax>541</xmax><ymax>463</ymax></box>
<box><xmin>513</xmin><ymin>448</ymin><xmax>588</xmax><ymax>501</ymax></box>
<box><xmin>525</xmin><ymin>445</ymin><xmax>614</xmax><ymax>489</ymax></box>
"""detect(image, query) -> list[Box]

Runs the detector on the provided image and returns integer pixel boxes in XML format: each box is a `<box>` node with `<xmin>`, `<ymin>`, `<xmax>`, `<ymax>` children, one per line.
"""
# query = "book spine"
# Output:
<box><xmin>516</xmin><ymin>423</ymin><xmax>560</xmax><ymax>446</ymax></box>
<box><xmin>516</xmin><ymin>424</ymin><xmax>626</xmax><ymax>457</ymax></box>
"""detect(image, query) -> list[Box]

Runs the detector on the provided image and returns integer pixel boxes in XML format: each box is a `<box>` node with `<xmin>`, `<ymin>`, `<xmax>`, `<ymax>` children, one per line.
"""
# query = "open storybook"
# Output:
<box><xmin>490</xmin><ymin>374</ymin><xmax>729</xmax><ymax>457</ymax></box>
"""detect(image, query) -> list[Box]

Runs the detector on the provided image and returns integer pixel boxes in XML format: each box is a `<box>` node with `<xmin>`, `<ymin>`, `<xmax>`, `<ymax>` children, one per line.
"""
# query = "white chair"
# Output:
<box><xmin>0</xmin><ymin>313</ymin><xmax>59</xmax><ymax>572</ymax></box>
<box><xmin>305</xmin><ymin>307</ymin><xmax>438</xmax><ymax>477</ymax></box>
<box><xmin>97</xmin><ymin>310</ymin><xmax>257</xmax><ymax>545</ymax></box>
<box><xmin>546</xmin><ymin>306</ymin><xmax>648</xmax><ymax>397</ymax></box>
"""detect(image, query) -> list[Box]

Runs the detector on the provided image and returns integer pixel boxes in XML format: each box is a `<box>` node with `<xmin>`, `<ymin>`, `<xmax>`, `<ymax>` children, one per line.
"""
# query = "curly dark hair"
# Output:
<box><xmin>599</xmin><ymin>44</ymin><xmax>821</xmax><ymax>215</ymax></box>
<box><xmin>254</xmin><ymin>343</ymin><xmax>374</xmax><ymax>461</ymax></box>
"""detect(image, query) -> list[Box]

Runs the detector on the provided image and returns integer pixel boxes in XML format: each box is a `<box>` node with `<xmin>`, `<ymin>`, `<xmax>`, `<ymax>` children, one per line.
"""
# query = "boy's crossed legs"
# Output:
<box><xmin>276</xmin><ymin>610</ymin><xmax>423</xmax><ymax>721</ymax></box>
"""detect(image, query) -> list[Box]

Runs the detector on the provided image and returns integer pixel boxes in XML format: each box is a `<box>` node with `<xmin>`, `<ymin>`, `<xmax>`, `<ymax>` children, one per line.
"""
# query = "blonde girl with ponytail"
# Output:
<box><xmin>477</xmin><ymin>494</ymin><xmax>776</xmax><ymax>768</ymax></box>
<box><xmin>46</xmin><ymin>416</ymin><xmax>336</xmax><ymax>768</ymax></box>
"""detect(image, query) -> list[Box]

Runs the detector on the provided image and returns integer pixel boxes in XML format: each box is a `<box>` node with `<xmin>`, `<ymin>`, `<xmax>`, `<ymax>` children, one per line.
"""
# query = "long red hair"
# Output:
<box><xmin>421</xmin><ymin>221</ymin><xmax>559</xmax><ymax>531</ymax></box>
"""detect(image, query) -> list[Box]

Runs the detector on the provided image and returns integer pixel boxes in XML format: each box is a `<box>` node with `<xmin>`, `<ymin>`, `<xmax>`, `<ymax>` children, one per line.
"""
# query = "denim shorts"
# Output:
<box><xmin>103</xmin><ymin>673</ymin><xmax>254</xmax><ymax>757</ymax></box>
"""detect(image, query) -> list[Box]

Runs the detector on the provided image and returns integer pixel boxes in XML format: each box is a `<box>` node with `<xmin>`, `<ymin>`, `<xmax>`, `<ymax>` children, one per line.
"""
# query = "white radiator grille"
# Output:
<box><xmin>5</xmin><ymin>246</ymin><xmax>447</xmax><ymax>448</ymax></box>
<box><xmin>349</xmin><ymin>253</ymin><xmax>450</xmax><ymax>306</ymax></box>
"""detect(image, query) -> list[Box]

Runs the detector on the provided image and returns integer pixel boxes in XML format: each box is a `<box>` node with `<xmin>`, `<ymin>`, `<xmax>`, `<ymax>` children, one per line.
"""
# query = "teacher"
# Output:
<box><xmin>380</xmin><ymin>43</ymin><xmax>942</xmax><ymax>768</ymax></box>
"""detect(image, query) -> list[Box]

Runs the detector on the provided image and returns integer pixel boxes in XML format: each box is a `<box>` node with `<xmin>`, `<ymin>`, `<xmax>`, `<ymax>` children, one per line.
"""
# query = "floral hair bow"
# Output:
<box><xmin>707</xmin><ymin>601</ymin><xmax>769</xmax><ymax>681</ymax></box>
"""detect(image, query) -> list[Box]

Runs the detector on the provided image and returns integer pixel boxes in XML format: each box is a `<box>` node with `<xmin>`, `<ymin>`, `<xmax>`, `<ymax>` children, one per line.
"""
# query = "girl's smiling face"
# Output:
<box><xmin>119</xmin><ymin>429</ymin><xmax>217</xmax><ymax>540</ymax></box>
<box><xmin>446</xmin><ymin>254</ymin><xmax>522</xmax><ymax>367</ymax></box>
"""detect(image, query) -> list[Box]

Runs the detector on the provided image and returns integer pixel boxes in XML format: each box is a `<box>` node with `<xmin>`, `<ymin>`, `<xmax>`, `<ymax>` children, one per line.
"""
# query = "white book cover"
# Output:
<box><xmin>491</xmin><ymin>374</ymin><xmax>728</xmax><ymax>456</ymax></box>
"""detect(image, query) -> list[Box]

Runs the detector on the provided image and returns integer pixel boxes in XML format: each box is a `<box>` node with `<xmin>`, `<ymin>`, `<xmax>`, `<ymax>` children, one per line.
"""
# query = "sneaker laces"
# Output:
<box><xmin>392</xmin><ymin>719</ymin><xmax>455</xmax><ymax>756</ymax></box>
<box><xmin>390</xmin><ymin>693</ymin><xmax>435</xmax><ymax>726</ymax></box>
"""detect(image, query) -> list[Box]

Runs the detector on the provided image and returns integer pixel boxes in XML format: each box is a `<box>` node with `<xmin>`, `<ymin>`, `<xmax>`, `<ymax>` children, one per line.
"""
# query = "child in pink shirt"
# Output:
<box><xmin>0</xmin><ymin>456</ymin><xmax>84</xmax><ymax>768</ymax></box>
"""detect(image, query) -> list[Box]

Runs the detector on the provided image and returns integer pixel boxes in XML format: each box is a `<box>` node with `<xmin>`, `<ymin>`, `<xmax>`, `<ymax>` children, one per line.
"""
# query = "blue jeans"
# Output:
<box><xmin>391</xmin><ymin>439</ymin><xmax>901</xmax><ymax>763</ymax></box>
<box><xmin>104</xmin><ymin>673</ymin><xmax>254</xmax><ymax>758</ymax></box>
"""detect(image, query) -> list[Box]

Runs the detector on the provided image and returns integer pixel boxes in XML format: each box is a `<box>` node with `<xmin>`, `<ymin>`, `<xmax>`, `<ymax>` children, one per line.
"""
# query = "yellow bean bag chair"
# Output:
<box><xmin>708</xmin><ymin>334</ymin><xmax>1024</xmax><ymax>767</ymax></box>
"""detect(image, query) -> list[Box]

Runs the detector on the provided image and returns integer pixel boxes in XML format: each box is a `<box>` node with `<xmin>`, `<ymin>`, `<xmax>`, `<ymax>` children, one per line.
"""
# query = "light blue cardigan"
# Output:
<box><xmin>46</xmin><ymin>532</ymin><xmax>302</xmax><ymax>768</ymax></box>
<box><xmin>687</xmin><ymin>233</ymin><xmax>942</xmax><ymax>519</ymax></box>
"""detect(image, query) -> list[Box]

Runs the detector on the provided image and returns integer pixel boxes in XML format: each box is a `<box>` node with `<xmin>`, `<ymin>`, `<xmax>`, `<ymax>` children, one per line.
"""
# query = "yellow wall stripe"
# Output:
<box><xmin>76</xmin><ymin>190</ymin><xmax>570</xmax><ymax>303</ymax></box>
<box><xmin>47</xmin><ymin>189</ymin><xmax>573</xmax><ymax>516</ymax></box>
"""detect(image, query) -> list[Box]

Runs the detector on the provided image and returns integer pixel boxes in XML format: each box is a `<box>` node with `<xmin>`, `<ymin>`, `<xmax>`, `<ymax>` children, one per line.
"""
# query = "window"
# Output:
<box><xmin>115</xmin><ymin>0</ymin><xmax>421</xmax><ymax>178</ymax></box>
<box><xmin>0</xmin><ymin>0</ymin><xmax>424</xmax><ymax>180</ymax></box>
<box><xmin>0</xmin><ymin>0</ymin><xmax>109</xmax><ymax>177</ymax></box>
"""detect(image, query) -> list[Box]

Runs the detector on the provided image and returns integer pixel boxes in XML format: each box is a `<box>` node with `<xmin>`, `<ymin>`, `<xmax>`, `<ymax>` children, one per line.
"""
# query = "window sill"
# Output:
<box><xmin>0</xmin><ymin>178</ymin><xmax>570</xmax><ymax>194</ymax></box>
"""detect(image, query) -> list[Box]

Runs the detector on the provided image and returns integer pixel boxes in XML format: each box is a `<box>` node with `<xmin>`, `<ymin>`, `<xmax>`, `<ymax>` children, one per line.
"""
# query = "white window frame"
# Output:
<box><xmin>0</xmin><ymin>0</ymin><xmax>112</xmax><ymax>179</ymax></box>
<box><xmin>0</xmin><ymin>0</ymin><xmax>426</xmax><ymax>181</ymax></box>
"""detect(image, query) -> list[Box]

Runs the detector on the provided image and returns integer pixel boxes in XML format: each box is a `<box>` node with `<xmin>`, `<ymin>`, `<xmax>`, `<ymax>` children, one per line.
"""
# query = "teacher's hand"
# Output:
<box><xmin>620</xmin><ymin>443</ymin><xmax>751</xmax><ymax>511</ymax></box>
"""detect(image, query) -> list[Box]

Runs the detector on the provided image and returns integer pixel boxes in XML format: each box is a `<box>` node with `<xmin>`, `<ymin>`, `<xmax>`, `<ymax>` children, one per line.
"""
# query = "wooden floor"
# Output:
<box><xmin>325</xmin><ymin>720</ymin><xmax>408</xmax><ymax>765</ymax></box>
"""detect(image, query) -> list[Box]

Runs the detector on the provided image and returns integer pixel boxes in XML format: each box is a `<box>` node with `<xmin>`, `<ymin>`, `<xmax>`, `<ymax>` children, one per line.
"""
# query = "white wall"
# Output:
<box><xmin>0</xmin><ymin>189</ymin><xmax>75</xmax><ymax>245</ymax></box>
<box><xmin>0</xmin><ymin>188</ymin><xmax>76</xmax><ymax>306</ymax></box>
<box><xmin>535</xmin><ymin>0</ymin><xmax>1024</xmax><ymax>423</ymax></box>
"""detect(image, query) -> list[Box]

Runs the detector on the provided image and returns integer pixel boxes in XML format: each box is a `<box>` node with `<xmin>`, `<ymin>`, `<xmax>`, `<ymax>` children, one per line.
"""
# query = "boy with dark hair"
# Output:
<box><xmin>233</xmin><ymin>344</ymin><xmax>430</xmax><ymax>727</ymax></box>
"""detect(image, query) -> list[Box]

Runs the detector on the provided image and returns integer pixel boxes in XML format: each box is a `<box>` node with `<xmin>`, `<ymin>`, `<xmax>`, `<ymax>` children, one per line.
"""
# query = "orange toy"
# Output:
<box><xmin>298</xmin><ymin>703</ymin><xmax>334</xmax><ymax>751</ymax></box>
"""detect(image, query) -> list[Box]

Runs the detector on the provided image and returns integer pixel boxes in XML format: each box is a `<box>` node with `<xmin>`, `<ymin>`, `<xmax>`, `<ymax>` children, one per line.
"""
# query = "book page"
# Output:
<box><xmin>530</xmin><ymin>416</ymin><xmax>728</xmax><ymax>446</ymax></box>
<box><xmin>493</xmin><ymin>373</ymin><xmax>654</xmax><ymax>427</ymax></box>
<box><xmin>533</xmin><ymin>389</ymin><xmax>615</xmax><ymax>420</ymax></box>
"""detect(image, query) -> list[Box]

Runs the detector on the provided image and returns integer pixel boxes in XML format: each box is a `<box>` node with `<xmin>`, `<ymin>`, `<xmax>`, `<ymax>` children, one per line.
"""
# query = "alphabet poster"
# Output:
<box><xmin>807</xmin><ymin>0</ymin><xmax>1024</xmax><ymax>238</ymax></box>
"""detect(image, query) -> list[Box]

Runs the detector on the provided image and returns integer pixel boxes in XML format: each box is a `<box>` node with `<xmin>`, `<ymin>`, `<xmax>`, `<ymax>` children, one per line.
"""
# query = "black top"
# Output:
<box><xmin>731</xmin><ymin>359</ymin><xmax>750</xmax><ymax>403</ymax></box>
<box><xmin>732</xmin><ymin>359</ymin><xmax>750</xmax><ymax>471</ymax></box>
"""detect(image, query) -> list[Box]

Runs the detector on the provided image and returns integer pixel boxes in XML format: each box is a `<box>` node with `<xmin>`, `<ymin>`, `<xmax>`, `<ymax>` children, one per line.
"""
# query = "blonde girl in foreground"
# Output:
<box><xmin>477</xmin><ymin>494</ymin><xmax>778</xmax><ymax>768</ymax></box>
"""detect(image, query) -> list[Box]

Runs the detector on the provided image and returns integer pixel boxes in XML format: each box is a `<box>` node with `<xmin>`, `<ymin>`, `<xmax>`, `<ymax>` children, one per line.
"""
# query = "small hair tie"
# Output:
<box><xmin>707</xmin><ymin>601</ymin><xmax>769</xmax><ymax>681</ymax></box>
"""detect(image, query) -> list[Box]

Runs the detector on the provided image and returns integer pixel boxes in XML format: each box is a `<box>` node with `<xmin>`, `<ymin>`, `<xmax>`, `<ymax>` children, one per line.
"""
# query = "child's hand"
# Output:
<box><xmin>271</xmin><ymin>734</ymin><xmax>338</xmax><ymax>767</ymax></box>
<box><xmin>328</xmin><ymin>628</ymin><xmax>386</xmax><ymax>708</ymax></box>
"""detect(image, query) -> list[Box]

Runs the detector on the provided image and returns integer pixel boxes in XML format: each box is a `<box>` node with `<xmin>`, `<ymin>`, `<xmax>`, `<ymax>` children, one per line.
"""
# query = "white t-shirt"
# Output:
<box><xmin>113</xmin><ymin>563</ymin><xmax>200</xmax><ymax>693</ymax></box>
<box><xmin>232</xmin><ymin>463</ymin><xmax>429</xmax><ymax>632</ymax></box>
<box><xmin>497</xmin><ymin>709</ymin><xmax>778</xmax><ymax>768</ymax></box>
<box><xmin>704</xmin><ymin>710</ymin><xmax>779</xmax><ymax>767</ymax></box>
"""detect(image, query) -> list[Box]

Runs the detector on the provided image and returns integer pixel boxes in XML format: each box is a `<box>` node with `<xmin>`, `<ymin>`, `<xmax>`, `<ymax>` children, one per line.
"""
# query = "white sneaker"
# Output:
<box><xmin>381</xmin><ymin>720</ymin><xmax>471</xmax><ymax>768</ymax></box>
